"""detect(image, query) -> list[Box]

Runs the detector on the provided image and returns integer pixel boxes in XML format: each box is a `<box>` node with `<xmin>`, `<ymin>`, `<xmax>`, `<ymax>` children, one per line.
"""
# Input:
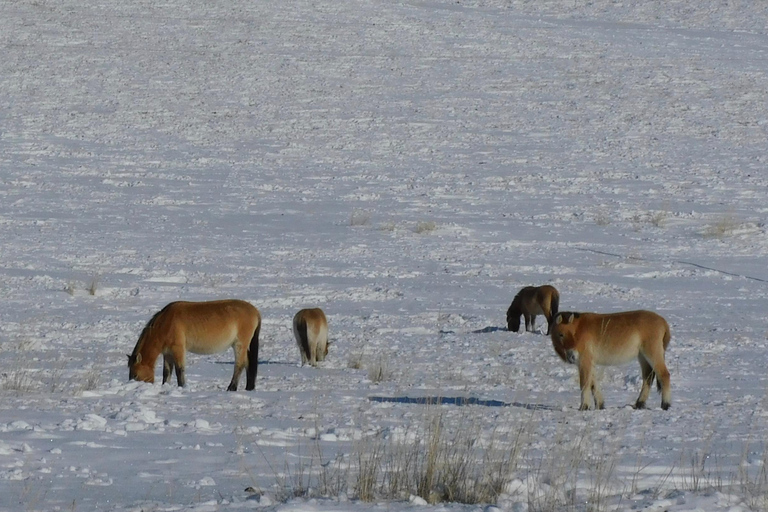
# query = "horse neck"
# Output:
<box><xmin>135</xmin><ymin>335</ymin><xmax>162</xmax><ymax>368</ymax></box>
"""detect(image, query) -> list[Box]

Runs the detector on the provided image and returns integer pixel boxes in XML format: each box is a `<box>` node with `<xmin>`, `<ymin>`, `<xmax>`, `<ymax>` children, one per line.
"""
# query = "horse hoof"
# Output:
<box><xmin>635</xmin><ymin>401</ymin><xmax>646</xmax><ymax>409</ymax></box>
<box><xmin>661</xmin><ymin>401</ymin><xmax>671</xmax><ymax>410</ymax></box>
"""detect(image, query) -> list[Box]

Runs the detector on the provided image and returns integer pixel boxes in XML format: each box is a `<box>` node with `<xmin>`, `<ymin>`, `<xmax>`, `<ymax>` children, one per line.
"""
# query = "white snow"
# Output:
<box><xmin>1</xmin><ymin>0</ymin><xmax>768</xmax><ymax>510</ymax></box>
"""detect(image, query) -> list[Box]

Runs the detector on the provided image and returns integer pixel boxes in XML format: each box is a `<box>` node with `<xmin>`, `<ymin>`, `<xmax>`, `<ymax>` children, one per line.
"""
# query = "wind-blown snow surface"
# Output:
<box><xmin>1</xmin><ymin>0</ymin><xmax>768</xmax><ymax>510</ymax></box>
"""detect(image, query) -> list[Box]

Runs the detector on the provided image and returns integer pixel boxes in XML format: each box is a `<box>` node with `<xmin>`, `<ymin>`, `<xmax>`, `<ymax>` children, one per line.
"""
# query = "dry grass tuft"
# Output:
<box><xmin>413</xmin><ymin>221</ymin><xmax>437</xmax><ymax>234</ymax></box>
<box><xmin>703</xmin><ymin>214</ymin><xmax>739</xmax><ymax>238</ymax></box>
<box><xmin>350</xmin><ymin>210</ymin><xmax>372</xmax><ymax>227</ymax></box>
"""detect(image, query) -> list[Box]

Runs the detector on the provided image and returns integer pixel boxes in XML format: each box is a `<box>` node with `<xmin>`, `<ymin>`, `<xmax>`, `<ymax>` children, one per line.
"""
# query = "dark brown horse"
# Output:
<box><xmin>506</xmin><ymin>285</ymin><xmax>559</xmax><ymax>334</ymax></box>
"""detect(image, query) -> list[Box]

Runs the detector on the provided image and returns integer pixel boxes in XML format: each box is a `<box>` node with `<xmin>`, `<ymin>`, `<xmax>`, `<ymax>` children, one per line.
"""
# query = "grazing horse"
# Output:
<box><xmin>550</xmin><ymin>310</ymin><xmax>671</xmax><ymax>410</ymax></box>
<box><xmin>506</xmin><ymin>285</ymin><xmax>560</xmax><ymax>334</ymax></box>
<box><xmin>128</xmin><ymin>299</ymin><xmax>261</xmax><ymax>391</ymax></box>
<box><xmin>293</xmin><ymin>308</ymin><xmax>329</xmax><ymax>367</ymax></box>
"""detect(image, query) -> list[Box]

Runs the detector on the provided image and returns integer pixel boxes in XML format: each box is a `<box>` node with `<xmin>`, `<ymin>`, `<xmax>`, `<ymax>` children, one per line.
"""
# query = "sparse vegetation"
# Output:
<box><xmin>367</xmin><ymin>356</ymin><xmax>391</xmax><ymax>383</ymax></box>
<box><xmin>1</xmin><ymin>369</ymin><xmax>35</xmax><ymax>393</ymax></box>
<box><xmin>703</xmin><ymin>213</ymin><xmax>739</xmax><ymax>238</ymax></box>
<box><xmin>272</xmin><ymin>413</ymin><xmax>527</xmax><ymax>506</ymax></box>
<box><xmin>64</xmin><ymin>281</ymin><xmax>77</xmax><ymax>296</ymax></box>
<box><xmin>650</xmin><ymin>209</ymin><xmax>669</xmax><ymax>228</ymax></box>
<box><xmin>350</xmin><ymin>209</ymin><xmax>371</xmax><ymax>227</ymax></box>
<box><xmin>86</xmin><ymin>276</ymin><xmax>100</xmax><ymax>296</ymax></box>
<box><xmin>79</xmin><ymin>368</ymin><xmax>101</xmax><ymax>393</ymax></box>
<box><xmin>413</xmin><ymin>221</ymin><xmax>437</xmax><ymax>234</ymax></box>
<box><xmin>595</xmin><ymin>211</ymin><xmax>612</xmax><ymax>226</ymax></box>
<box><xmin>347</xmin><ymin>350</ymin><xmax>364</xmax><ymax>370</ymax></box>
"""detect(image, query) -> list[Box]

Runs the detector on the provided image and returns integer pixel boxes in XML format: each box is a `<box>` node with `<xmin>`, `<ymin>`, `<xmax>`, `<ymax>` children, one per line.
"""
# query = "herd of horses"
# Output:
<box><xmin>127</xmin><ymin>285</ymin><xmax>671</xmax><ymax>411</ymax></box>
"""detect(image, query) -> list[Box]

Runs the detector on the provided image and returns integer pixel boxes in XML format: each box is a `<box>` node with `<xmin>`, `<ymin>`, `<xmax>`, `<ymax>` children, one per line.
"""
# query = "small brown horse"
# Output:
<box><xmin>507</xmin><ymin>285</ymin><xmax>559</xmax><ymax>334</ymax></box>
<box><xmin>128</xmin><ymin>299</ymin><xmax>261</xmax><ymax>391</ymax></box>
<box><xmin>293</xmin><ymin>308</ymin><xmax>329</xmax><ymax>367</ymax></box>
<box><xmin>550</xmin><ymin>310</ymin><xmax>671</xmax><ymax>410</ymax></box>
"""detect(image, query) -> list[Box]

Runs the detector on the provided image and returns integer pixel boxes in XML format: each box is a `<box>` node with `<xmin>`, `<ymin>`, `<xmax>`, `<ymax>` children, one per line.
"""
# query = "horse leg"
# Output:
<box><xmin>653</xmin><ymin>357</ymin><xmax>672</xmax><ymax>410</ymax></box>
<box><xmin>592</xmin><ymin>382</ymin><xmax>605</xmax><ymax>410</ymax></box>
<box><xmin>228</xmin><ymin>342</ymin><xmax>247</xmax><ymax>392</ymax></box>
<box><xmin>162</xmin><ymin>354</ymin><xmax>175</xmax><ymax>385</ymax></box>
<box><xmin>578</xmin><ymin>356</ymin><xmax>595</xmax><ymax>410</ymax></box>
<box><xmin>523</xmin><ymin>314</ymin><xmax>531</xmax><ymax>332</ymax></box>
<box><xmin>170</xmin><ymin>345</ymin><xmax>186</xmax><ymax>387</ymax></box>
<box><xmin>246</xmin><ymin>324</ymin><xmax>260</xmax><ymax>391</ymax></box>
<box><xmin>635</xmin><ymin>357</ymin><xmax>654</xmax><ymax>409</ymax></box>
<box><xmin>309</xmin><ymin>341</ymin><xmax>317</xmax><ymax>367</ymax></box>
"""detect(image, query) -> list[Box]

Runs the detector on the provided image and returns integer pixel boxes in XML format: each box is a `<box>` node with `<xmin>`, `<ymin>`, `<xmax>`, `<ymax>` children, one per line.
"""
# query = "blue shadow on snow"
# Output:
<box><xmin>368</xmin><ymin>396</ymin><xmax>557</xmax><ymax>410</ymax></box>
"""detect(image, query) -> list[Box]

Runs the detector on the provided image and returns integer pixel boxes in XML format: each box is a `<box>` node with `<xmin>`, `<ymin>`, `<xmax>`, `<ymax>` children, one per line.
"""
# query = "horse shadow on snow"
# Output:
<box><xmin>368</xmin><ymin>395</ymin><xmax>557</xmax><ymax>411</ymax></box>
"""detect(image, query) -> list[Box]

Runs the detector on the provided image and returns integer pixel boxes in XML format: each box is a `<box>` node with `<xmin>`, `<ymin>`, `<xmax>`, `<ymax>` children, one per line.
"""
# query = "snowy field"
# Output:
<box><xmin>1</xmin><ymin>0</ymin><xmax>768</xmax><ymax>510</ymax></box>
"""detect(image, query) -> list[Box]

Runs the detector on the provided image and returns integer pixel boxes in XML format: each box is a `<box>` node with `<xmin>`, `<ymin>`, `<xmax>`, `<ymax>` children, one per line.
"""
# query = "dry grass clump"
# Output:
<box><xmin>266</xmin><ymin>412</ymin><xmax>768</xmax><ymax>509</ymax></box>
<box><xmin>703</xmin><ymin>213</ymin><xmax>739</xmax><ymax>238</ymax></box>
<box><xmin>354</xmin><ymin>414</ymin><xmax>525</xmax><ymax>505</ymax></box>
<box><xmin>367</xmin><ymin>356</ymin><xmax>391</xmax><ymax>384</ymax></box>
<box><xmin>1</xmin><ymin>369</ymin><xmax>35</xmax><ymax>393</ymax></box>
<box><xmin>350</xmin><ymin>209</ymin><xmax>371</xmax><ymax>227</ymax></box>
<box><xmin>413</xmin><ymin>221</ymin><xmax>437</xmax><ymax>234</ymax></box>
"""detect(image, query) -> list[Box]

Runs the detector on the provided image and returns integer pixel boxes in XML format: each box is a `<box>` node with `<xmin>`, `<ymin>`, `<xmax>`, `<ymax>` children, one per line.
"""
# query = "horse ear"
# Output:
<box><xmin>135</xmin><ymin>353</ymin><xmax>142</xmax><ymax>364</ymax></box>
<box><xmin>555</xmin><ymin>314</ymin><xmax>563</xmax><ymax>325</ymax></box>
<box><xmin>567</xmin><ymin>313</ymin><xmax>575</xmax><ymax>323</ymax></box>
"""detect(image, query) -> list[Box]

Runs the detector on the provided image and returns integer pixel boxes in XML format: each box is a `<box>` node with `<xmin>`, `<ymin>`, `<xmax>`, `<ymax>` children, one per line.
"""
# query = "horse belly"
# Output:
<box><xmin>185</xmin><ymin>330</ymin><xmax>237</xmax><ymax>355</ymax></box>
<box><xmin>593</xmin><ymin>333</ymin><xmax>641</xmax><ymax>366</ymax></box>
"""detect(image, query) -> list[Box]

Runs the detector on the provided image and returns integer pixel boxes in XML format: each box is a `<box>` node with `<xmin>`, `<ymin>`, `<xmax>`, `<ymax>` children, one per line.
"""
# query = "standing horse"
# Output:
<box><xmin>128</xmin><ymin>299</ymin><xmax>261</xmax><ymax>391</ymax></box>
<box><xmin>550</xmin><ymin>310</ymin><xmax>671</xmax><ymax>410</ymax></box>
<box><xmin>506</xmin><ymin>285</ymin><xmax>559</xmax><ymax>334</ymax></box>
<box><xmin>293</xmin><ymin>308</ymin><xmax>329</xmax><ymax>367</ymax></box>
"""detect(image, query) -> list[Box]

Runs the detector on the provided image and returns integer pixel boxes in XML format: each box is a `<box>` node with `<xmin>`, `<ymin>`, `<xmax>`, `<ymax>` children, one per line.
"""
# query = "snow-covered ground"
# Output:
<box><xmin>1</xmin><ymin>0</ymin><xmax>768</xmax><ymax>510</ymax></box>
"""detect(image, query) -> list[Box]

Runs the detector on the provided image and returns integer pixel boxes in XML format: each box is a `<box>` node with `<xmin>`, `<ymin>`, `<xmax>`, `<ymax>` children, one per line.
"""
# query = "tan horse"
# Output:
<box><xmin>550</xmin><ymin>310</ymin><xmax>671</xmax><ymax>410</ymax></box>
<box><xmin>507</xmin><ymin>285</ymin><xmax>559</xmax><ymax>334</ymax></box>
<box><xmin>128</xmin><ymin>299</ymin><xmax>261</xmax><ymax>391</ymax></box>
<box><xmin>293</xmin><ymin>308</ymin><xmax>329</xmax><ymax>367</ymax></box>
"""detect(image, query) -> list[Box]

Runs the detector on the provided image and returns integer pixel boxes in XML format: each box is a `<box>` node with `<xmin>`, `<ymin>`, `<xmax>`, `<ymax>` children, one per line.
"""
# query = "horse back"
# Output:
<box><xmin>536</xmin><ymin>285</ymin><xmax>559</xmax><ymax>317</ymax></box>
<box><xmin>579</xmin><ymin>310</ymin><xmax>669</xmax><ymax>363</ymax></box>
<box><xmin>294</xmin><ymin>308</ymin><xmax>327</xmax><ymax>342</ymax></box>
<box><xmin>166</xmin><ymin>300</ymin><xmax>261</xmax><ymax>353</ymax></box>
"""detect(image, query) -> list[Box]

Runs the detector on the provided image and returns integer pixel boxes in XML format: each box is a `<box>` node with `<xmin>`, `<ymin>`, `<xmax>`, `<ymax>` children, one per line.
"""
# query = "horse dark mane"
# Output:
<box><xmin>508</xmin><ymin>286</ymin><xmax>532</xmax><ymax>313</ymax></box>
<box><xmin>130</xmin><ymin>302</ymin><xmax>176</xmax><ymax>360</ymax></box>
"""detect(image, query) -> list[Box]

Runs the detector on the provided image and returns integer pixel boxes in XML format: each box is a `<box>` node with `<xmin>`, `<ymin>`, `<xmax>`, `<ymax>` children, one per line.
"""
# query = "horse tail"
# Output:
<box><xmin>246</xmin><ymin>321</ymin><xmax>260</xmax><ymax>391</ymax></box>
<box><xmin>550</xmin><ymin>289</ymin><xmax>560</xmax><ymax>322</ymax></box>
<box><xmin>551</xmin><ymin>291</ymin><xmax>559</xmax><ymax>318</ymax></box>
<box><xmin>506</xmin><ymin>302</ymin><xmax>520</xmax><ymax>331</ymax></box>
<box><xmin>658</xmin><ymin>320</ymin><xmax>671</xmax><ymax>392</ymax></box>
<box><xmin>296</xmin><ymin>316</ymin><xmax>311</xmax><ymax>362</ymax></box>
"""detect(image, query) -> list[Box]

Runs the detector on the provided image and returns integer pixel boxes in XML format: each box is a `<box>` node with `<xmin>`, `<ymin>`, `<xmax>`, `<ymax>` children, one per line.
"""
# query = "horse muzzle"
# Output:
<box><xmin>565</xmin><ymin>349</ymin><xmax>578</xmax><ymax>364</ymax></box>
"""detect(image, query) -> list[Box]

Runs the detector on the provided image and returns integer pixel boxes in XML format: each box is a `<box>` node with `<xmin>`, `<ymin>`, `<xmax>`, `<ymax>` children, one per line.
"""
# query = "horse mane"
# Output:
<box><xmin>509</xmin><ymin>287</ymin><xmax>528</xmax><ymax>310</ymax></box>
<box><xmin>131</xmin><ymin>303</ymin><xmax>175</xmax><ymax>359</ymax></box>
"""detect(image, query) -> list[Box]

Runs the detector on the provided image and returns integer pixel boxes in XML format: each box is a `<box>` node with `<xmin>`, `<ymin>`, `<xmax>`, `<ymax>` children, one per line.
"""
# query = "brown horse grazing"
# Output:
<box><xmin>293</xmin><ymin>308</ymin><xmax>329</xmax><ymax>367</ymax></box>
<box><xmin>550</xmin><ymin>310</ymin><xmax>671</xmax><ymax>410</ymax></box>
<box><xmin>507</xmin><ymin>285</ymin><xmax>559</xmax><ymax>335</ymax></box>
<box><xmin>128</xmin><ymin>299</ymin><xmax>261</xmax><ymax>391</ymax></box>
